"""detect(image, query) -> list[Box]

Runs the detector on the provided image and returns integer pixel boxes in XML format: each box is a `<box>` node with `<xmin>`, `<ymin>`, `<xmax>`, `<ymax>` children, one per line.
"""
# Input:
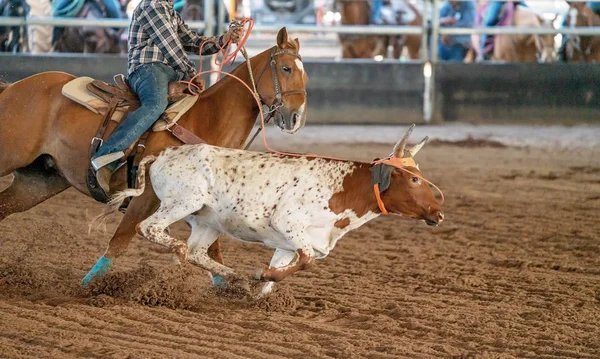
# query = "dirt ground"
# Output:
<box><xmin>0</xmin><ymin>138</ymin><xmax>599</xmax><ymax>359</ymax></box>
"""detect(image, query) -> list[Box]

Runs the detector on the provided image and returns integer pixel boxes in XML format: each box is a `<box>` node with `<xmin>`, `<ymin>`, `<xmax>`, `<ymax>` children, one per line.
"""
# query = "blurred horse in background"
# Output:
<box><xmin>334</xmin><ymin>0</ymin><xmax>421</xmax><ymax>59</ymax></box>
<box><xmin>465</xmin><ymin>2</ymin><xmax>557</xmax><ymax>63</ymax></box>
<box><xmin>561</xmin><ymin>1</ymin><xmax>600</xmax><ymax>62</ymax></box>
<box><xmin>0</xmin><ymin>0</ymin><xmax>29</xmax><ymax>53</ymax></box>
<box><xmin>52</xmin><ymin>0</ymin><xmax>125</xmax><ymax>54</ymax></box>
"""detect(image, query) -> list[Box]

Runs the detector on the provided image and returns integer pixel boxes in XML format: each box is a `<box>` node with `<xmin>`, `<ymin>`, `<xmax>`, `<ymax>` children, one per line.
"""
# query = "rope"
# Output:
<box><xmin>184</xmin><ymin>19</ymin><xmax>444</xmax><ymax>209</ymax></box>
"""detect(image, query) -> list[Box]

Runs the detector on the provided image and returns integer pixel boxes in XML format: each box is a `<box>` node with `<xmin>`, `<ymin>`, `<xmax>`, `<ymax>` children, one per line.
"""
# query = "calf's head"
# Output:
<box><xmin>374</xmin><ymin>125</ymin><xmax>444</xmax><ymax>226</ymax></box>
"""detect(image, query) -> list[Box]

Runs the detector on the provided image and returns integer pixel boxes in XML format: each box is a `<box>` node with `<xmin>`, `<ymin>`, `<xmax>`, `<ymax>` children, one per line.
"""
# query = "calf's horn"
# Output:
<box><xmin>392</xmin><ymin>124</ymin><xmax>415</xmax><ymax>158</ymax></box>
<box><xmin>408</xmin><ymin>136</ymin><xmax>429</xmax><ymax>157</ymax></box>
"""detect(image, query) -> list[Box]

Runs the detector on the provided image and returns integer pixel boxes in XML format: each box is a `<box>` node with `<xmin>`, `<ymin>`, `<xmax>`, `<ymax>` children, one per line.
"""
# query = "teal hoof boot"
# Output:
<box><xmin>212</xmin><ymin>274</ymin><xmax>227</xmax><ymax>288</ymax></box>
<box><xmin>81</xmin><ymin>256</ymin><xmax>113</xmax><ymax>288</ymax></box>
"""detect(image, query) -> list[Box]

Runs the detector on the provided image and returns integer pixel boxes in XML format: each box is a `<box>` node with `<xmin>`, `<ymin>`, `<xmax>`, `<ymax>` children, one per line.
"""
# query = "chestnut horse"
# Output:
<box><xmin>465</xmin><ymin>3</ymin><xmax>557</xmax><ymax>63</ymax></box>
<box><xmin>0</xmin><ymin>27</ymin><xmax>308</xmax><ymax>287</ymax></box>
<box><xmin>563</xmin><ymin>1</ymin><xmax>600</xmax><ymax>62</ymax></box>
<box><xmin>335</xmin><ymin>0</ymin><xmax>421</xmax><ymax>59</ymax></box>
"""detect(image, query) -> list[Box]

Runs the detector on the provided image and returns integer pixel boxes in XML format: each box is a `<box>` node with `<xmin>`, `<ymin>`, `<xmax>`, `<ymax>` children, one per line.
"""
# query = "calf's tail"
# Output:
<box><xmin>88</xmin><ymin>155</ymin><xmax>157</xmax><ymax>233</ymax></box>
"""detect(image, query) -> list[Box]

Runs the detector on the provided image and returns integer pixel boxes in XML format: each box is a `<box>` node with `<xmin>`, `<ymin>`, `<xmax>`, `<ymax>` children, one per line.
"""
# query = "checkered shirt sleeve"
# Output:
<box><xmin>131</xmin><ymin>0</ymin><xmax>222</xmax><ymax>80</ymax></box>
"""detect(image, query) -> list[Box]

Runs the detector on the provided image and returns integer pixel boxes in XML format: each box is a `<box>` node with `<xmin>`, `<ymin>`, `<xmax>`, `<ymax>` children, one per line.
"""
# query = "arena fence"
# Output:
<box><xmin>1</xmin><ymin>0</ymin><xmax>599</xmax><ymax>123</ymax></box>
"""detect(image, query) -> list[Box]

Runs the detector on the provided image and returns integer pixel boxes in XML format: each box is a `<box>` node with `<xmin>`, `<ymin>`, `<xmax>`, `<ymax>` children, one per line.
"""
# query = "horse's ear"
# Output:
<box><xmin>277</xmin><ymin>27</ymin><xmax>290</xmax><ymax>48</ymax></box>
<box><xmin>294</xmin><ymin>38</ymin><xmax>300</xmax><ymax>51</ymax></box>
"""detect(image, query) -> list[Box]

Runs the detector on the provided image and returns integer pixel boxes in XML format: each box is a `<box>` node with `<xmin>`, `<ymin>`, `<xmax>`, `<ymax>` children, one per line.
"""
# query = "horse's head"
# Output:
<box><xmin>376</xmin><ymin>125</ymin><xmax>444</xmax><ymax>226</ymax></box>
<box><xmin>256</xmin><ymin>27</ymin><xmax>308</xmax><ymax>134</ymax></box>
<box><xmin>535</xmin><ymin>16</ymin><xmax>558</xmax><ymax>63</ymax></box>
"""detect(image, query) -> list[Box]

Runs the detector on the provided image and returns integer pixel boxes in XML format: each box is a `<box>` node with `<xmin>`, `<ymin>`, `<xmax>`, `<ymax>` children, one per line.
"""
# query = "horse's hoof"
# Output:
<box><xmin>81</xmin><ymin>256</ymin><xmax>113</xmax><ymax>288</ymax></box>
<box><xmin>211</xmin><ymin>274</ymin><xmax>228</xmax><ymax>288</ymax></box>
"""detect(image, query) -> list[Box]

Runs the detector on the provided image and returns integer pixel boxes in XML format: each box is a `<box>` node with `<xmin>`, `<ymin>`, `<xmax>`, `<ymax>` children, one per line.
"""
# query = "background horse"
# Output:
<box><xmin>0</xmin><ymin>0</ymin><xmax>29</xmax><ymax>53</ymax></box>
<box><xmin>0</xmin><ymin>28</ymin><xmax>308</xmax><ymax>288</ymax></box>
<box><xmin>178</xmin><ymin>0</ymin><xmax>230</xmax><ymax>35</ymax></box>
<box><xmin>334</xmin><ymin>0</ymin><xmax>421</xmax><ymax>59</ymax></box>
<box><xmin>52</xmin><ymin>0</ymin><xmax>124</xmax><ymax>54</ymax></box>
<box><xmin>562</xmin><ymin>1</ymin><xmax>600</xmax><ymax>62</ymax></box>
<box><xmin>465</xmin><ymin>3</ymin><xmax>557</xmax><ymax>63</ymax></box>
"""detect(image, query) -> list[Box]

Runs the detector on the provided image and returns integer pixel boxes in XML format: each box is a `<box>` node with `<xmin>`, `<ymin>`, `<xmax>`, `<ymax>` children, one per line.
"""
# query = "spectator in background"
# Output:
<box><xmin>439</xmin><ymin>1</ymin><xmax>475</xmax><ymax>61</ymax></box>
<box><xmin>478</xmin><ymin>1</ymin><xmax>527</xmax><ymax>61</ymax></box>
<box><xmin>26</xmin><ymin>0</ymin><xmax>52</xmax><ymax>53</ymax></box>
<box><xmin>371</xmin><ymin>0</ymin><xmax>383</xmax><ymax>24</ymax></box>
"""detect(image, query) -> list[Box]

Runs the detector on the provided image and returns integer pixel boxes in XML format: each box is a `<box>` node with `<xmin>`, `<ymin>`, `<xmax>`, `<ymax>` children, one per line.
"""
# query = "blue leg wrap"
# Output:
<box><xmin>81</xmin><ymin>256</ymin><xmax>113</xmax><ymax>288</ymax></box>
<box><xmin>212</xmin><ymin>274</ymin><xmax>227</xmax><ymax>288</ymax></box>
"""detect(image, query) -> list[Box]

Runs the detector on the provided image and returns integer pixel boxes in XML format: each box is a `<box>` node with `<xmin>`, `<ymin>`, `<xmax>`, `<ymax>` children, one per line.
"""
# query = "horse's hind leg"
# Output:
<box><xmin>0</xmin><ymin>156</ymin><xmax>70</xmax><ymax>222</ymax></box>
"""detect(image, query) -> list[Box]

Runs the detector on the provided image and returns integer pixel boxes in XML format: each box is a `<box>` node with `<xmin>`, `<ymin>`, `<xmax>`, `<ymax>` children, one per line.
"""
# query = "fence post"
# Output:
<box><xmin>218</xmin><ymin>0</ymin><xmax>226</xmax><ymax>36</ymax></box>
<box><xmin>423</xmin><ymin>0</ymin><xmax>440</xmax><ymax>124</ymax></box>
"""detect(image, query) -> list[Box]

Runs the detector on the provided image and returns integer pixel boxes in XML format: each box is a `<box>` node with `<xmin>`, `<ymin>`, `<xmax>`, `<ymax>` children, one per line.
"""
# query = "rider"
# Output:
<box><xmin>438</xmin><ymin>1</ymin><xmax>476</xmax><ymax>61</ymax></box>
<box><xmin>478</xmin><ymin>1</ymin><xmax>527</xmax><ymax>61</ymax></box>
<box><xmin>91</xmin><ymin>0</ymin><xmax>244</xmax><ymax>193</ymax></box>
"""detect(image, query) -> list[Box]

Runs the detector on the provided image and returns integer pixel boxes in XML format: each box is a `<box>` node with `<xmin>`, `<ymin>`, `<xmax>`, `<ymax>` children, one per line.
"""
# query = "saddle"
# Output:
<box><xmin>61</xmin><ymin>74</ymin><xmax>204</xmax><ymax>204</ymax></box>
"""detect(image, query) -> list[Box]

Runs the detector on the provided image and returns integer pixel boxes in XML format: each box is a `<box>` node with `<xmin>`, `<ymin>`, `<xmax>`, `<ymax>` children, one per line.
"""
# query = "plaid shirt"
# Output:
<box><xmin>128</xmin><ymin>0</ymin><xmax>222</xmax><ymax>80</ymax></box>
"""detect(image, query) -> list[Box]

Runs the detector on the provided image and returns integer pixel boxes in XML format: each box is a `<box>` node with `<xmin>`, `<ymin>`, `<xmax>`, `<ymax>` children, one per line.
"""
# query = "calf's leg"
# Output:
<box><xmin>259</xmin><ymin>248</ymin><xmax>297</xmax><ymax>297</ymax></box>
<box><xmin>185</xmin><ymin>215</ymin><xmax>236</xmax><ymax>279</ymax></box>
<box><xmin>136</xmin><ymin>203</ymin><xmax>202</xmax><ymax>263</ymax></box>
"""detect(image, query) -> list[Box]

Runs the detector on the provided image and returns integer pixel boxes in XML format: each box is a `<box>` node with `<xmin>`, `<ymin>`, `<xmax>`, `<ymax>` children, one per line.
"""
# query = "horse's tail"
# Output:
<box><xmin>0</xmin><ymin>81</ymin><xmax>10</xmax><ymax>95</ymax></box>
<box><xmin>88</xmin><ymin>155</ymin><xmax>157</xmax><ymax>233</ymax></box>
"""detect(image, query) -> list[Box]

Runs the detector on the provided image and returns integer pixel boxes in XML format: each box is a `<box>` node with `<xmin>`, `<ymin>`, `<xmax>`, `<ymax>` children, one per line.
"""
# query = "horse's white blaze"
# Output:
<box><xmin>294</xmin><ymin>58</ymin><xmax>304</xmax><ymax>74</ymax></box>
<box><xmin>292</xmin><ymin>103</ymin><xmax>306</xmax><ymax>132</ymax></box>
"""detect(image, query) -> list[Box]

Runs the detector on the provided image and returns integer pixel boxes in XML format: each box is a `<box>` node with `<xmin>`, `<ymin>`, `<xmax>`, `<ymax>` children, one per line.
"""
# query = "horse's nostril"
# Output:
<box><xmin>291</xmin><ymin>113</ymin><xmax>298</xmax><ymax>127</ymax></box>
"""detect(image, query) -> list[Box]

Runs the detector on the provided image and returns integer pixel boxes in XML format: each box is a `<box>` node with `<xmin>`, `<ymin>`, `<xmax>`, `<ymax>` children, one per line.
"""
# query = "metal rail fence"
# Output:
<box><xmin>1</xmin><ymin>0</ymin><xmax>599</xmax><ymax>122</ymax></box>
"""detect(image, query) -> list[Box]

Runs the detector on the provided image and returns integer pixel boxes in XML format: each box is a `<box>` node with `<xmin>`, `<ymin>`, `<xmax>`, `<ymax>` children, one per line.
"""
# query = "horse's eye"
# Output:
<box><xmin>412</xmin><ymin>177</ymin><xmax>420</xmax><ymax>183</ymax></box>
<box><xmin>282</xmin><ymin>66</ymin><xmax>292</xmax><ymax>73</ymax></box>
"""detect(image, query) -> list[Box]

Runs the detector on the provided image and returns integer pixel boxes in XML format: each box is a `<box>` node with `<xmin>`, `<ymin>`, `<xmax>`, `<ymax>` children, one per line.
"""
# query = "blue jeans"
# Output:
<box><xmin>93</xmin><ymin>63</ymin><xmax>178</xmax><ymax>167</ymax></box>
<box><xmin>371</xmin><ymin>0</ymin><xmax>383</xmax><ymax>24</ymax></box>
<box><xmin>439</xmin><ymin>43</ymin><xmax>467</xmax><ymax>61</ymax></box>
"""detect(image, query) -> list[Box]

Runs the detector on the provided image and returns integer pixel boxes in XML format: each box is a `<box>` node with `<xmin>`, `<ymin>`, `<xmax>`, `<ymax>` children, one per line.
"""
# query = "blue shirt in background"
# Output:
<box><xmin>439</xmin><ymin>1</ymin><xmax>476</xmax><ymax>48</ymax></box>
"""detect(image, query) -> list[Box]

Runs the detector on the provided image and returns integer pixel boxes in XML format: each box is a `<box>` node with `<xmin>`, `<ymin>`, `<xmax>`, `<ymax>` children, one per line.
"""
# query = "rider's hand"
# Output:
<box><xmin>222</xmin><ymin>26</ymin><xmax>244</xmax><ymax>44</ymax></box>
<box><xmin>192</xmin><ymin>76</ymin><xmax>205</xmax><ymax>93</ymax></box>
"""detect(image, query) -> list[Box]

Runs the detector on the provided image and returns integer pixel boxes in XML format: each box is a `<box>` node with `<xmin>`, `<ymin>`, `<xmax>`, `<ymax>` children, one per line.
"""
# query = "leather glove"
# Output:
<box><xmin>192</xmin><ymin>76</ymin><xmax>205</xmax><ymax>93</ymax></box>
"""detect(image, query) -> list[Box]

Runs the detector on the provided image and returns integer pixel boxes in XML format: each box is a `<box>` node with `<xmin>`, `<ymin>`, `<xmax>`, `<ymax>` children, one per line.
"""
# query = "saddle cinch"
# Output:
<box><xmin>61</xmin><ymin>75</ymin><xmax>200</xmax><ymax>203</ymax></box>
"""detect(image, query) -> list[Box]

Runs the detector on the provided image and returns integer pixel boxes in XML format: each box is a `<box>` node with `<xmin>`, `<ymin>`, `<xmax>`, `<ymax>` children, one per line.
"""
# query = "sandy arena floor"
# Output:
<box><xmin>0</xmin><ymin>126</ymin><xmax>599</xmax><ymax>358</ymax></box>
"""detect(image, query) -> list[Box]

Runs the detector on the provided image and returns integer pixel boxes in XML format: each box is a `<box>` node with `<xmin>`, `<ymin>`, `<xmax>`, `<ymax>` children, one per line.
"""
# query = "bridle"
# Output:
<box><xmin>243</xmin><ymin>46</ymin><xmax>307</xmax><ymax>149</ymax></box>
<box><xmin>254</xmin><ymin>47</ymin><xmax>306</xmax><ymax>119</ymax></box>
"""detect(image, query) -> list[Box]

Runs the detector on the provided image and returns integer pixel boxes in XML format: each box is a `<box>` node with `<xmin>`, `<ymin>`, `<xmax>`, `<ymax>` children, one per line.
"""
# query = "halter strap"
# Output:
<box><xmin>371</xmin><ymin>157</ymin><xmax>445</xmax><ymax>215</ymax></box>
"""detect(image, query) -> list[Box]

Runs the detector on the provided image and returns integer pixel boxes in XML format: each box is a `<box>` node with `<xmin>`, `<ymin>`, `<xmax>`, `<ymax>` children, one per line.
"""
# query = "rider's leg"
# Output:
<box><xmin>92</xmin><ymin>62</ymin><xmax>177</xmax><ymax>192</ymax></box>
<box><xmin>479</xmin><ymin>1</ymin><xmax>504</xmax><ymax>58</ymax></box>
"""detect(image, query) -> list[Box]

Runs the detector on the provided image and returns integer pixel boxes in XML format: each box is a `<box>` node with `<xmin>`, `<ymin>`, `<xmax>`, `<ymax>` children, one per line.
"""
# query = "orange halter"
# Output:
<box><xmin>372</xmin><ymin>157</ymin><xmax>445</xmax><ymax>215</ymax></box>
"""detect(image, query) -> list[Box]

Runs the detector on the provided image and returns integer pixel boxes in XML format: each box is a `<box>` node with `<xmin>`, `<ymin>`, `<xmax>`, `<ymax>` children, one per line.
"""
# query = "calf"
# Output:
<box><xmin>98</xmin><ymin>125</ymin><xmax>444</xmax><ymax>296</ymax></box>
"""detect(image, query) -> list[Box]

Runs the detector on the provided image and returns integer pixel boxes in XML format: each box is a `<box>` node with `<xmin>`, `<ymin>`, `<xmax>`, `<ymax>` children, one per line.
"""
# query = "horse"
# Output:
<box><xmin>52</xmin><ymin>0</ymin><xmax>124</xmax><ymax>54</ymax></box>
<box><xmin>334</xmin><ymin>0</ymin><xmax>422</xmax><ymax>60</ymax></box>
<box><xmin>465</xmin><ymin>2</ymin><xmax>557</xmax><ymax>63</ymax></box>
<box><xmin>0</xmin><ymin>27</ymin><xmax>308</xmax><ymax>288</ymax></box>
<box><xmin>562</xmin><ymin>1</ymin><xmax>600</xmax><ymax>63</ymax></box>
<box><xmin>0</xmin><ymin>0</ymin><xmax>29</xmax><ymax>53</ymax></box>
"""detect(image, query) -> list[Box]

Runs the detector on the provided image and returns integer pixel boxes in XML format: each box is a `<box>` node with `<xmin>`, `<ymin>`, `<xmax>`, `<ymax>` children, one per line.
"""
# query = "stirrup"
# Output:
<box><xmin>91</xmin><ymin>151</ymin><xmax>125</xmax><ymax>171</ymax></box>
